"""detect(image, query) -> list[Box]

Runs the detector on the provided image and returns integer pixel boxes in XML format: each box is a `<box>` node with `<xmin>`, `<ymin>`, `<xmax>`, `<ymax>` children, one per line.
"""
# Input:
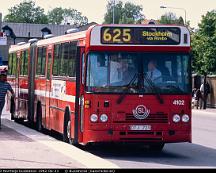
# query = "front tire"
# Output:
<box><xmin>36</xmin><ymin>102</ymin><xmax>42</xmax><ymax>132</ymax></box>
<box><xmin>63</xmin><ymin>107</ymin><xmax>74</xmax><ymax>144</ymax></box>
<box><xmin>10</xmin><ymin>97</ymin><xmax>15</xmax><ymax>120</ymax></box>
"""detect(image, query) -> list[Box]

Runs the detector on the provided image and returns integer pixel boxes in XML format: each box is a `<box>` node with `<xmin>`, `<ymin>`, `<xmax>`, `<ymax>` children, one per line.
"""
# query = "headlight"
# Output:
<box><xmin>182</xmin><ymin>114</ymin><xmax>190</xmax><ymax>122</ymax></box>
<box><xmin>173</xmin><ymin>114</ymin><xmax>181</xmax><ymax>123</ymax></box>
<box><xmin>90</xmin><ymin>114</ymin><xmax>98</xmax><ymax>122</ymax></box>
<box><xmin>100</xmin><ymin>114</ymin><xmax>108</xmax><ymax>122</ymax></box>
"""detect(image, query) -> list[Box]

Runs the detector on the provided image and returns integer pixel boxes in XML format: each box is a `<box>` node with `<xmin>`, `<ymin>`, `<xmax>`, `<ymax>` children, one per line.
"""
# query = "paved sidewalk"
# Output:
<box><xmin>0</xmin><ymin>121</ymin><xmax>85</xmax><ymax>168</ymax></box>
<box><xmin>0</xmin><ymin>106</ymin><xmax>119</xmax><ymax>168</ymax></box>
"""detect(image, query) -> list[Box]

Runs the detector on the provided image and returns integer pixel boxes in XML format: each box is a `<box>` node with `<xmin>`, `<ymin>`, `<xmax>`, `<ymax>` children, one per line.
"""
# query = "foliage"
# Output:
<box><xmin>103</xmin><ymin>0</ymin><xmax>144</xmax><ymax>24</ymax></box>
<box><xmin>4</xmin><ymin>0</ymin><xmax>88</xmax><ymax>26</ymax></box>
<box><xmin>47</xmin><ymin>7</ymin><xmax>64</xmax><ymax>25</ymax></box>
<box><xmin>159</xmin><ymin>12</ymin><xmax>184</xmax><ymax>25</ymax></box>
<box><xmin>48</xmin><ymin>7</ymin><xmax>88</xmax><ymax>26</ymax></box>
<box><xmin>191</xmin><ymin>10</ymin><xmax>216</xmax><ymax>75</ymax></box>
<box><xmin>4</xmin><ymin>0</ymin><xmax>48</xmax><ymax>24</ymax></box>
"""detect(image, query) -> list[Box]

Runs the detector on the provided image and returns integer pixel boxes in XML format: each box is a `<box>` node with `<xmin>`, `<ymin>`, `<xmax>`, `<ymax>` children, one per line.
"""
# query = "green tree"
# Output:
<box><xmin>4</xmin><ymin>0</ymin><xmax>48</xmax><ymax>24</ymax></box>
<box><xmin>103</xmin><ymin>0</ymin><xmax>144</xmax><ymax>24</ymax></box>
<box><xmin>159</xmin><ymin>12</ymin><xmax>185</xmax><ymax>25</ymax></box>
<box><xmin>104</xmin><ymin>0</ymin><xmax>123</xmax><ymax>24</ymax></box>
<box><xmin>192</xmin><ymin>10</ymin><xmax>216</xmax><ymax>75</ymax></box>
<box><xmin>48</xmin><ymin>7</ymin><xmax>88</xmax><ymax>26</ymax></box>
<box><xmin>177</xmin><ymin>16</ymin><xmax>184</xmax><ymax>25</ymax></box>
<box><xmin>47</xmin><ymin>7</ymin><xmax>64</xmax><ymax>25</ymax></box>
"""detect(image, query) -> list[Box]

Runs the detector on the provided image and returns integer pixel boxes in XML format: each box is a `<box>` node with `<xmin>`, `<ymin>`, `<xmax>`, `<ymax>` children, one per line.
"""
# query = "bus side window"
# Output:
<box><xmin>36</xmin><ymin>47</ymin><xmax>42</xmax><ymax>75</ymax></box>
<box><xmin>59</xmin><ymin>43</ymin><xmax>69</xmax><ymax>76</ymax></box>
<box><xmin>82</xmin><ymin>53</ymin><xmax>85</xmax><ymax>84</ymax></box>
<box><xmin>47</xmin><ymin>53</ymin><xmax>52</xmax><ymax>80</ymax></box>
<box><xmin>36</xmin><ymin>47</ymin><xmax>46</xmax><ymax>76</ymax></box>
<box><xmin>21</xmin><ymin>51</ymin><xmax>24</xmax><ymax>76</ymax></box>
<box><xmin>41</xmin><ymin>47</ymin><xmax>46</xmax><ymax>76</ymax></box>
<box><xmin>23</xmin><ymin>50</ymin><xmax>28</xmax><ymax>76</ymax></box>
<box><xmin>20</xmin><ymin>51</ymin><xmax>28</xmax><ymax>75</ymax></box>
<box><xmin>19</xmin><ymin>52</ymin><xmax>23</xmax><ymax>76</ymax></box>
<box><xmin>53</xmin><ymin>44</ymin><xmax>60</xmax><ymax>76</ymax></box>
<box><xmin>8</xmin><ymin>53</ymin><xmax>13</xmax><ymax>75</ymax></box>
<box><xmin>68</xmin><ymin>41</ymin><xmax>77</xmax><ymax>77</ymax></box>
<box><xmin>12</xmin><ymin>53</ymin><xmax>17</xmax><ymax>76</ymax></box>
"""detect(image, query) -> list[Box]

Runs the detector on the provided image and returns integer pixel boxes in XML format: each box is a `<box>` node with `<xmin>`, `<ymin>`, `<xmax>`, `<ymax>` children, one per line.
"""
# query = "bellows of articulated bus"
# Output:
<box><xmin>43</xmin><ymin>34</ymin><xmax>54</xmax><ymax>39</ymax></box>
<box><xmin>16</xmin><ymin>42</ymin><xmax>26</xmax><ymax>45</ymax></box>
<box><xmin>16</xmin><ymin>38</ymin><xmax>38</xmax><ymax>45</ymax></box>
<box><xmin>28</xmin><ymin>38</ymin><xmax>38</xmax><ymax>43</ymax></box>
<box><xmin>65</xmin><ymin>28</ymin><xmax>79</xmax><ymax>34</ymax></box>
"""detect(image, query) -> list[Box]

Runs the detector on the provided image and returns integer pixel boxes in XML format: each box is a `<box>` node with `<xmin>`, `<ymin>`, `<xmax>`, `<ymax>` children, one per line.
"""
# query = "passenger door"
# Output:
<box><xmin>15</xmin><ymin>52</ymin><xmax>21</xmax><ymax>116</ymax></box>
<box><xmin>45</xmin><ymin>47</ymin><xmax>53</xmax><ymax>130</ymax></box>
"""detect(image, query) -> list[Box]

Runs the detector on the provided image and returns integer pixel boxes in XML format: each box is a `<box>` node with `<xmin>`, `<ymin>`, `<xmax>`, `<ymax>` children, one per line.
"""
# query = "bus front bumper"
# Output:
<box><xmin>82</xmin><ymin>129</ymin><xmax>191</xmax><ymax>144</ymax></box>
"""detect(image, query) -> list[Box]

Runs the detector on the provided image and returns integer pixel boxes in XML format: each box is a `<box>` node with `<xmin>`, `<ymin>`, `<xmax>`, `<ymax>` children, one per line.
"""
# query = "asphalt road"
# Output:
<box><xmin>1</xmin><ymin>108</ymin><xmax>216</xmax><ymax>168</ymax></box>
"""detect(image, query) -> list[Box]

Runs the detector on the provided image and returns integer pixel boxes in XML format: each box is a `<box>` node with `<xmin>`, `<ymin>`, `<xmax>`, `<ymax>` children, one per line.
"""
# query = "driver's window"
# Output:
<box><xmin>110</xmin><ymin>54</ymin><xmax>137</xmax><ymax>86</ymax></box>
<box><xmin>88</xmin><ymin>53</ymin><xmax>108</xmax><ymax>87</ymax></box>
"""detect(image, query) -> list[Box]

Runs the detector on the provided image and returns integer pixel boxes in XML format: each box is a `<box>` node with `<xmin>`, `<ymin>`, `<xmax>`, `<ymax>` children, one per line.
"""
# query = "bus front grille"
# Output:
<box><xmin>113</xmin><ymin>113</ymin><xmax>168</xmax><ymax>123</ymax></box>
<box><xmin>120</xmin><ymin>138</ymin><xmax>162</xmax><ymax>141</ymax></box>
<box><xmin>125</xmin><ymin>113</ymin><xmax>168</xmax><ymax>123</ymax></box>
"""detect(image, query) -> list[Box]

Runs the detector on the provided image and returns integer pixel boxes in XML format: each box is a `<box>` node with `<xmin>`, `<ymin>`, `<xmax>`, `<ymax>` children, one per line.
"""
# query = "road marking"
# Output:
<box><xmin>2</xmin><ymin>118</ymin><xmax>119</xmax><ymax>169</ymax></box>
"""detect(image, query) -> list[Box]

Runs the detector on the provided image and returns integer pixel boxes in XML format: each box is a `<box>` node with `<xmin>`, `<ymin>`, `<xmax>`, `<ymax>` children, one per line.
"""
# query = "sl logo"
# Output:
<box><xmin>132</xmin><ymin>105</ymin><xmax>150</xmax><ymax>120</ymax></box>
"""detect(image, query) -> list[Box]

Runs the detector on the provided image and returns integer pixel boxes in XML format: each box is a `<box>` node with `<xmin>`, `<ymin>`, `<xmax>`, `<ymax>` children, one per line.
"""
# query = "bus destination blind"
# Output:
<box><xmin>101</xmin><ymin>27</ymin><xmax>181</xmax><ymax>45</ymax></box>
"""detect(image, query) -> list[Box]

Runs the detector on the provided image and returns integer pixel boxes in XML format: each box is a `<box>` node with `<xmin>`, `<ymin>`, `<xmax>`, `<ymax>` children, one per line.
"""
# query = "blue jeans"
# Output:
<box><xmin>0</xmin><ymin>100</ymin><xmax>5</xmax><ymax>126</ymax></box>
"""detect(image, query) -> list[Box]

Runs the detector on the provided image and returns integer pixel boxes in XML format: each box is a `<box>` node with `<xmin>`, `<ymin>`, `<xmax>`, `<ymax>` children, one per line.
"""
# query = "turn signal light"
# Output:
<box><xmin>85</xmin><ymin>100</ymin><xmax>91</xmax><ymax>108</ymax></box>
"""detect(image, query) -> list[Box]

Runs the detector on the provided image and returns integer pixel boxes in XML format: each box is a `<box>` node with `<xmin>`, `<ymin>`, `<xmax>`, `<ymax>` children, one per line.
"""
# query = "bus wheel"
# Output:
<box><xmin>14</xmin><ymin>118</ymin><xmax>24</xmax><ymax>124</ymax></box>
<box><xmin>63</xmin><ymin>107</ymin><xmax>73</xmax><ymax>144</ymax></box>
<box><xmin>10</xmin><ymin>97</ymin><xmax>15</xmax><ymax>120</ymax></box>
<box><xmin>36</xmin><ymin>102</ymin><xmax>42</xmax><ymax>132</ymax></box>
<box><xmin>148</xmin><ymin>143</ymin><xmax>165</xmax><ymax>152</ymax></box>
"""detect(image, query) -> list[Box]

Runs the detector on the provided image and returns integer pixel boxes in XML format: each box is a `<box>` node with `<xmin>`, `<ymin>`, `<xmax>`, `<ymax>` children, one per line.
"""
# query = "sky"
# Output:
<box><xmin>0</xmin><ymin>0</ymin><xmax>215</xmax><ymax>28</ymax></box>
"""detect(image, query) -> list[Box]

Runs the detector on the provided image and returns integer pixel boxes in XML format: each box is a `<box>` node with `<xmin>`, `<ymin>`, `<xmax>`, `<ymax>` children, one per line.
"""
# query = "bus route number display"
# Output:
<box><xmin>101</xmin><ymin>27</ymin><xmax>181</xmax><ymax>45</ymax></box>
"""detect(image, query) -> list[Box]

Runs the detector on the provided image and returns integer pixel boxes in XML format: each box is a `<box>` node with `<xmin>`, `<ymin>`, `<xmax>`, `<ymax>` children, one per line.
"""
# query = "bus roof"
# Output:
<box><xmin>36</xmin><ymin>30</ymin><xmax>87</xmax><ymax>47</ymax></box>
<box><xmin>9</xmin><ymin>24</ymin><xmax>190</xmax><ymax>53</ymax></box>
<box><xmin>9</xmin><ymin>30</ymin><xmax>87</xmax><ymax>53</ymax></box>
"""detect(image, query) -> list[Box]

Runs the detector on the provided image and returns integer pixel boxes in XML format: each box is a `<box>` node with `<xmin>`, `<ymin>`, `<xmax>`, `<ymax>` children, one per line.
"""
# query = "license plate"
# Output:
<box><xmin>130</xmin><ymin>125</ymin><xmax>151</xmax><ymax>131</ymax></box>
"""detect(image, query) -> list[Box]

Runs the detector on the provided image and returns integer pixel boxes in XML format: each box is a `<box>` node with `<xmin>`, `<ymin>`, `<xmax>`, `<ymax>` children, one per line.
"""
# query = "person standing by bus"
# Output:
<box><xmin>200</xmin><ymin>80</ymin><xmax>211</xmax><ymax>109</ymax></box>
<box><xmin>0</xmin><ymin>72</ymin><xmax>15</xmax><ymax>129</ymax></box>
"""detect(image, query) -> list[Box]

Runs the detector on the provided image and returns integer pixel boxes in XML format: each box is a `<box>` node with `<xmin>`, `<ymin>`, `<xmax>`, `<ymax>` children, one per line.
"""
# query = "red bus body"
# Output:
<box><xmin>7</xmin><ymin>24</ymin><xmax>191</xmax><ymax>146</ymax></box>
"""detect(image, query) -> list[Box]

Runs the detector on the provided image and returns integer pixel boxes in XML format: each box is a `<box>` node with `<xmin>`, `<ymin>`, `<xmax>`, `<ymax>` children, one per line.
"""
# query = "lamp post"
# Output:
<box><xmin>112</xmin><ymin>0</ymin><xmax>115</xmax><ymax>24</ymax></box>
<box><xmin>160</xmin><ymin>6</ymin><xmax>187</xmax><ymax>25</ymax></box>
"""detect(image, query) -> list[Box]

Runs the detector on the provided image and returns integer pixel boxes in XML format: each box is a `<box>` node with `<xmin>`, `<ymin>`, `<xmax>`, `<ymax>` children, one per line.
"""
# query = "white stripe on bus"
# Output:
<box><xmin>19</xmin><ymin>88</ymin><xmax>76</xmax><ymax>103</ymax></box>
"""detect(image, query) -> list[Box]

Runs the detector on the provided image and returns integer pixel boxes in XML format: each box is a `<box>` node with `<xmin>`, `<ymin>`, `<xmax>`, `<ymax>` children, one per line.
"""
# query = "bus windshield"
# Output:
<box><xmin>86</xmin><ymin>52</ymin><xmax>191</xmax><ymax>94</ymax></box>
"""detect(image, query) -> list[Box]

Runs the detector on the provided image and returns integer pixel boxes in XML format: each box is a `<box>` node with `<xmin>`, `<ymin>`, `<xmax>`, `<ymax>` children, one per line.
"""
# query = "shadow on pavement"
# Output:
<box><xmin>0</xmin><ymin>125</ymin><xmax>33</xmax><ymax>142</ymax></box>
<box><xmin>83</xmin><ymin>142</ymin><xmax>216</xmax><ymax>167</ymax></box>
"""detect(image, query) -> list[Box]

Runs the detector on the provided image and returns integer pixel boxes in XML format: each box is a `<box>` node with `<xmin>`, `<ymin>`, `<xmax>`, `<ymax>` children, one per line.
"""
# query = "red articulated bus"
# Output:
<box><xmin>7</xmin><ymin>24</ymin><xmax>191</xmax><ymax>150</ymax></box>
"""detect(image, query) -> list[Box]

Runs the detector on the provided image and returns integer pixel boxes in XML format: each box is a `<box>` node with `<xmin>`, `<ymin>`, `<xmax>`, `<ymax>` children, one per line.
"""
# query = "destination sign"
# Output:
<box><xmin>101</xmin><ymin>27</ymin><xmax>181</xmax><ymax>45</ymax></box>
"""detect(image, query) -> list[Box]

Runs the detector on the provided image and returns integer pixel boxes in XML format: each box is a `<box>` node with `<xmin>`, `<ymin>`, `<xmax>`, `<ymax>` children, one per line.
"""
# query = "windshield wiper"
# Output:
<box><xmin>144</xmin><ymin>73</ymin><xmax>164</xmax><ymax>104</ymax></box>
<box><xmin>116</xmin><ymin>73</ymin><xmax>164</xmax><ymax>104</ymax></box>
<box><xmin>116</xmin><ymin>73</ymin><xmax>138</xmax><ymax>104</ymax></box>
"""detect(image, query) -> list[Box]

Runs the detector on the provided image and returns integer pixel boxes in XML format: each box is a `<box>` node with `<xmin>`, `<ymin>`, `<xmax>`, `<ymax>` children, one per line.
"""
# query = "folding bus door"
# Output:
<box><xmin>45</xmin><ymin>50</ymin><xmax>53</xmax><ymax>130</ymax></box>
